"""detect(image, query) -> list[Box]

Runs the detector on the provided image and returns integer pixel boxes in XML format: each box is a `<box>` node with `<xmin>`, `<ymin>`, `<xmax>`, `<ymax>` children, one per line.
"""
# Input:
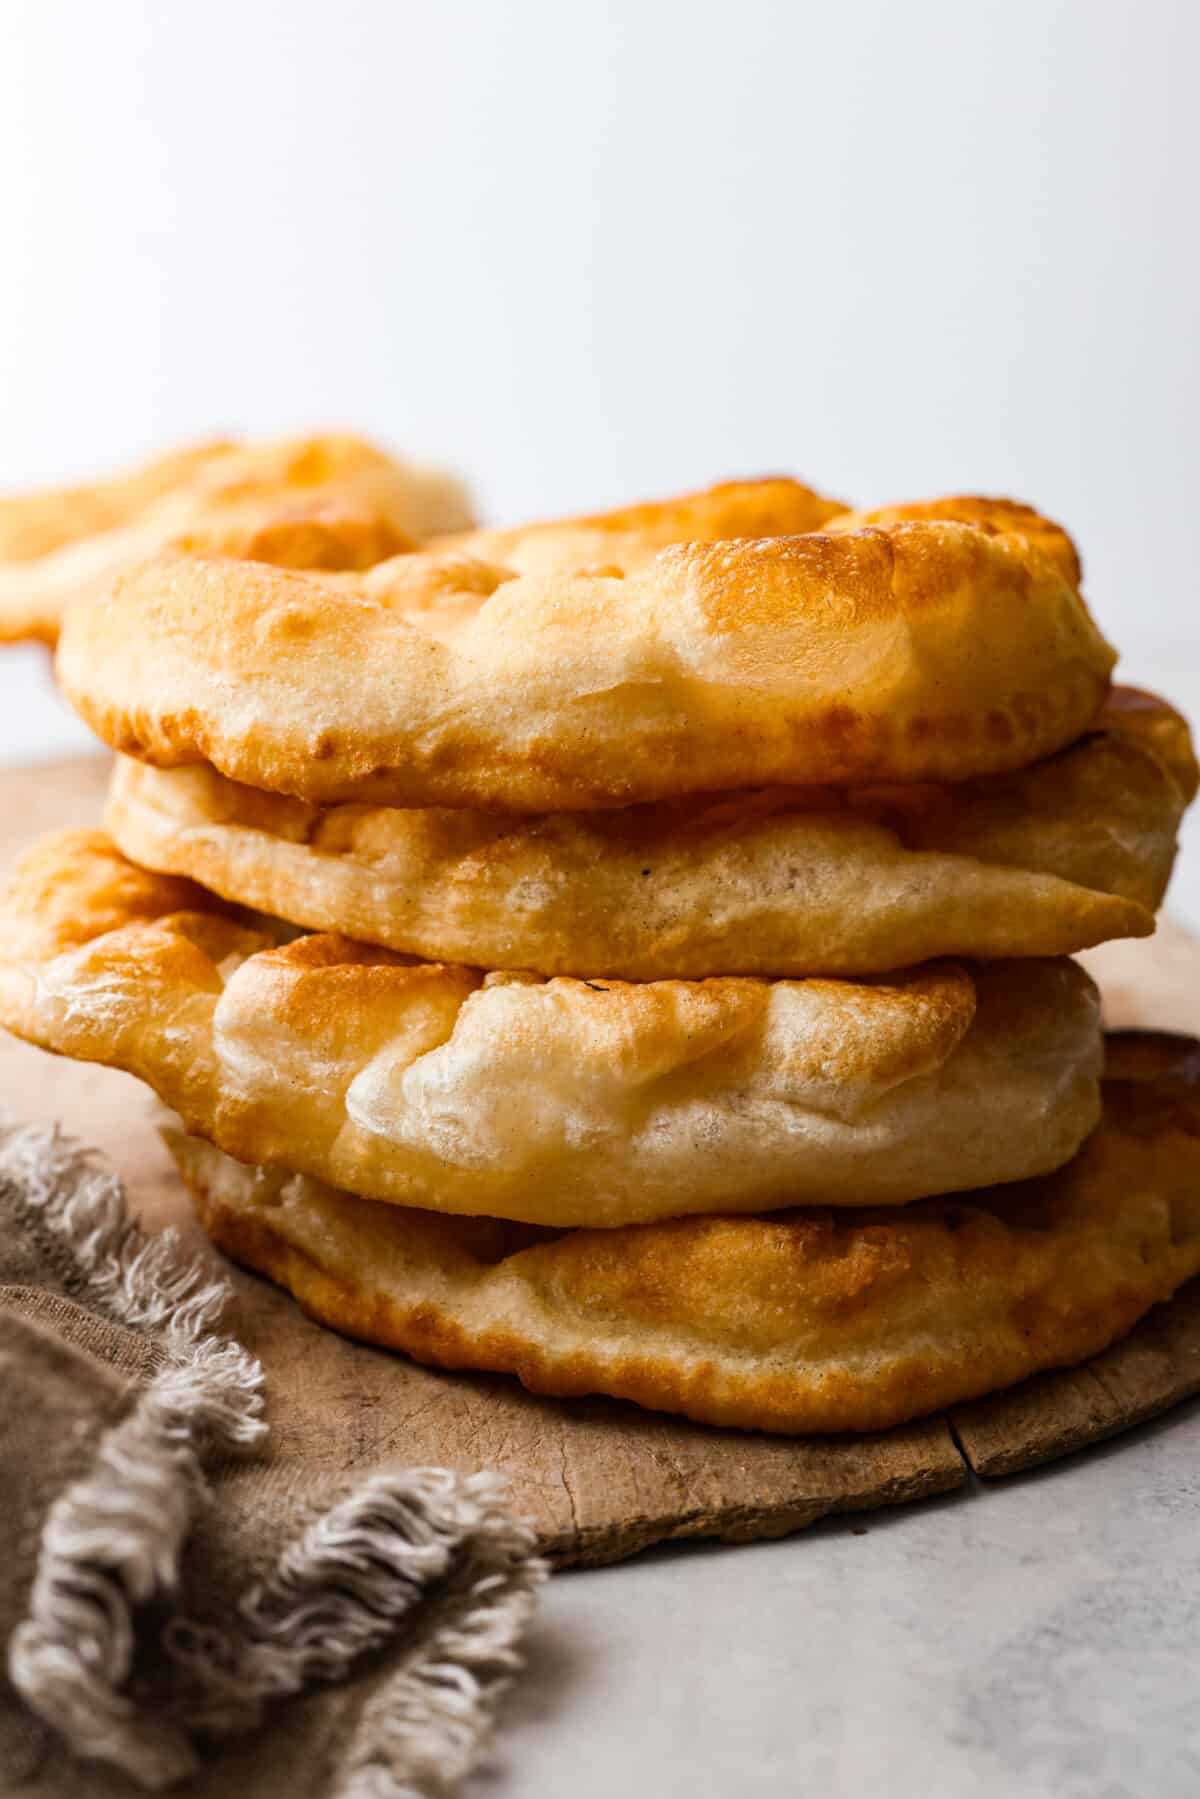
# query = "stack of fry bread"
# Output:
<box><xmin>2</xmin><ymin>441</ymin><xmax>1198</xmax><ymax>1433</ymax></box>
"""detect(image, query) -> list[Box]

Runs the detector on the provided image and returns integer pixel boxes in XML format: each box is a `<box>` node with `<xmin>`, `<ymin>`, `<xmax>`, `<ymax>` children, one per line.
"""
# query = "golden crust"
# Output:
<box><xmin>0</xmin><ymin>439</ymin><xmax>238</xmax><ymax>564</ymax></box>
<box><xmin>439</xmin><ymin>475</ymin><xmax>846</xmax><ymax>575</ymax></box>
<box><xmin>58</xmin><ymin>507</ymin><xmax>1116</xmax><ymax>808</ymax></box>
<box><xmin>0</xmin><ymin>832</ymin><xmax>1102</xmax><ymax>1227</ymax></box>
<box><xmin>166</xmin><ymin>1031</ymin><xmax>1200</xmax><ymax>1434</ymax></box>
<box><xmin>104</xmin><ymin>686</ymin><xmax>1193</xmax><ymax>978</ymax></box>
<box><xmin>0</xmin><ymin>433</ymin><xmax>475</xmax><ymax>645</ymax></box>
<box><xmin>826</xmin><ymin>495</ymin><xmax>1084</xmax><ymax>587</ymax></box>
<box><xmin>1098</xmin><ymin>683</ymin><xmax>1200</xmax><ymax>800</ymax></box>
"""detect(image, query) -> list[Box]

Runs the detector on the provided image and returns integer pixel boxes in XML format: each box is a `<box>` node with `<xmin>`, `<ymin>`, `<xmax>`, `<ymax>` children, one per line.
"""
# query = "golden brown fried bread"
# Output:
<box><xmin>104</xmin><ymin>687</ymin><xmax>1193</xmax><ymax>978</ymax></box>
<box><xmin>0</xmin><ymin>440</ymin><xmax>237</xmax><ymax>561</ymax></box>
<box><xmin>440</xmin><ymin>475</ymin><xmax>845</xmax><ymax>575</ymax></box>
<box><xmin>826</xmin><ymin>495</ymin><xmax>1083</xmax><ymax>586</ymax></box>
<box><xmin>166</xmin><ymin>1031</ymin><xmax>1200</xmax><ymax>1434</ymax></box>
<box><xmin>0</xmin><ymin>432</ymin><xmax>474</xmax><ymax>644</ymax></box>
<box><xmin>0</xmin><ymin>832</ymin><xmax>1101</xmax><ymax>1227</ymax></box>
<box><xmin>1098</xmin><ymin>683</ymin><xmax>1200</xmax><ymax>796</ymax></box>
<box><xmin>58</xmin><ymin>514</ymin><xmax>1116</xmax><ymax>808</ymax></box>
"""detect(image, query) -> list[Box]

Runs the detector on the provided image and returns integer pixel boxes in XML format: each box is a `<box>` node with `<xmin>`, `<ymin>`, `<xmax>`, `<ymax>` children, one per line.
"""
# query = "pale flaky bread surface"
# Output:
<box><xmin>0</xmin><ymin>432</ymin><xmax>474</xmax><ymax>644</ymax></box>
<box><xmin>105</xmin><ymin>687</ymin><xmax>1194</xmax><ymax>978</ymax></box>
<box><xmin>58</xmin><ymin>508</ymin><xmax>1116</xmax><ymax>808</ymax></box>
<box><xmin>0</xmin><ymin>832</ymin><xmax>1101</xmax><ymax>1227</ymax></box>
<box><xmin>166</xmin><ymin>1032</ymin><xmax>1200</xmax><ymax>1434</ymax></box>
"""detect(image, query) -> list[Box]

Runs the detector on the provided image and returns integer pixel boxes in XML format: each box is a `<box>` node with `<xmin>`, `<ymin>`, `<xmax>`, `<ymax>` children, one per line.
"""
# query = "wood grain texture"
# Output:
<box><xmin>951</xmin><ymin>1281</ymin><xmax>1200</xmax><ymax>1476</ymax></box>
<box><xmin>1</xmin><ymin>755</ymin><xmax>1197</xmax><ymax>1564</ymax></box>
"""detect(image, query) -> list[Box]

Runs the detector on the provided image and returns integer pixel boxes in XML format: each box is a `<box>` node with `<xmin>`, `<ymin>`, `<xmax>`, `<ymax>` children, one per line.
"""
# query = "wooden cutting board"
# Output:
<box><xmin>3</xmin><ymin>756</ymin><xmax>1199</xmax><ymax>1567</ymax></box>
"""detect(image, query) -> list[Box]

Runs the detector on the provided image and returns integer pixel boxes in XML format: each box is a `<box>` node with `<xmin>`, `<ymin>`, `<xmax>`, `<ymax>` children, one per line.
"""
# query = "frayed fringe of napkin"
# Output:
<box><xmin>1</xmin><ymin>1122</ymin><xmax>545</xmax><ymax>1795</ymax></box>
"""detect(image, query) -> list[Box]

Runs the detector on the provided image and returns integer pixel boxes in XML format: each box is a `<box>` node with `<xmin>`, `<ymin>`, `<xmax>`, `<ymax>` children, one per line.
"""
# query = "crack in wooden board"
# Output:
<box><xmin>949</xmin><ymin>1282</ymin><xmax>1200</xmax><ymax>1477</ymax></box>
<box><xmin>224</xmin><ymin>1270</ymin><xmax>969</xmax><ymax>1569</ymax></box>
<box><xmin>2</xmin><ymin>756</ymin><xmax>1199</xmax><ymax>1567</ymax></box>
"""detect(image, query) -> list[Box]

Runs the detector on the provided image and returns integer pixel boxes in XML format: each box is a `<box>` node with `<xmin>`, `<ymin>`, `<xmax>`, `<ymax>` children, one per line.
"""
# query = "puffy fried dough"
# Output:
<box><xmin>0</xmin><ymin>432</ymin><xmax>474</xmax><ymax>644</ymax></box>
<box><xmin>0</xmin><ymin>440</ymin><xmax>237</xmax><ymax>561</ymax></box>
<box><xmin>58</xmin><ymin>511</ymin><xmax>1115</xmax><ymax>808</ymax></box>
<box><xmin>105</xmin><ymin>687</ymin><xmax>1194</xmax><ymax>978</ymax></box>
<box><xmin>166</xmin><ymin>1032</ymin><xmax>1200</xmax><ymax>1434</ymax></box>
<box><xmin>439</xmin><ymin>475</ymin><xmax>845</xmax><ymax>575</ymax></box>
<box><xmin>0</xmin><ymin>832</ymin><xmax>1101</xmax><ymax>1227</ymax></box>
<box><xmin>826</xmin><ymin>495</ymin><xmax>1083</xmax><ymax>586</ymax></box>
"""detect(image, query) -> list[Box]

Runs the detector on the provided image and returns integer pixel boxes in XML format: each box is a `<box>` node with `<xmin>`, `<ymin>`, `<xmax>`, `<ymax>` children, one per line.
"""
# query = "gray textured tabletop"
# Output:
<box><xmin>470</xmin><ymin>1403</ymin><xmax>1199</xmax><ymax>1796</ymax></box>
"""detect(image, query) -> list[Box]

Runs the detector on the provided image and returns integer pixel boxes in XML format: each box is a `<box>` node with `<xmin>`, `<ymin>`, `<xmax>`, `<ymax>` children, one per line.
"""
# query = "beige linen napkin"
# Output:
<box><xmin>0</xmin><ymin>1118</ymin><xmax>544</xmax><ymax>1798</ymax></box>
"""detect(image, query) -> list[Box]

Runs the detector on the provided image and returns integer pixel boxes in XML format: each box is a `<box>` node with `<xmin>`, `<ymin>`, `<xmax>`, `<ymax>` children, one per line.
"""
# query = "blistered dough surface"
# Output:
<box><xmin>106</xmin><ymin>686</ymin><xmax>1193</xmax><ymax>977</ymax></box>
<box><xmin>170</xmin><ymin>1032</ymin><xmax>1200</xmax><ymax>1432</ymax></box>
<box><xmin>0</xmin><ymin>432</ymin><xmax>474</xmax><ymax>644</ymax></box>
<box><xmin>0</xmin><ymin>832</ymin><xmax>1103</xmax><ymax>1226</ymax></box>
<box><xmin>58</xmin><ymin>494</ymin><xmax>1116</xmax><ymax>808</ymax></box>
